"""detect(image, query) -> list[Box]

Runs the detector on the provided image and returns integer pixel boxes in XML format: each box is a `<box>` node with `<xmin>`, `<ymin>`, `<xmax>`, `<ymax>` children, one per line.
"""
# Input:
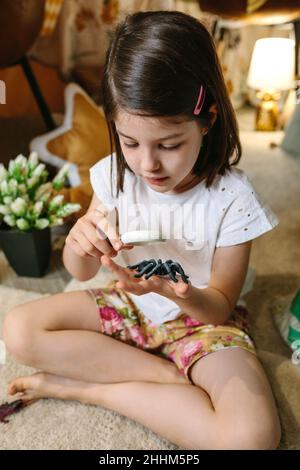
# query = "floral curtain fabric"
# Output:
<box><xmin>29</xmin><ymin>0</ymin><xmax>293</xmax><ymax>109</ymax></box>
<box><xmin>30</xmin><ymin>0</ymin><xmax>213</xmax><ymax>78</ymax></box>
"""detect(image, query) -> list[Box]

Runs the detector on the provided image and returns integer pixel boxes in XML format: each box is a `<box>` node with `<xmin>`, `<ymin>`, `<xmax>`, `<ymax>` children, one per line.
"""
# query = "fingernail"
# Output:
<box><xmin>114</xmin><ymin>242</ymin><xmax>121</xmax><ymax>250</ymax></box>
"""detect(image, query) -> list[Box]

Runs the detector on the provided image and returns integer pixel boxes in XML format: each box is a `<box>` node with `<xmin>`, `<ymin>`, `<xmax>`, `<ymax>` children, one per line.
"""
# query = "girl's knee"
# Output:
<box><xmin>2</xmin><ymin>305</ymin><xmax>38</xmax><ymax>364</ymax></box>
<box><xmin>220</xmin><ymin>418</ymin><xmax>281</xmax><ymax>450</ymax></box>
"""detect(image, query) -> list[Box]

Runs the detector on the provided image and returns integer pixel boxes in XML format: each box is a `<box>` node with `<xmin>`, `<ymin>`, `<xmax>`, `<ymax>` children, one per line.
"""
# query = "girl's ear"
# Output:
<box><xmin>208</xmin><ymin>103</ymin><xmax>218</xmax><ymax>127</ymax></box>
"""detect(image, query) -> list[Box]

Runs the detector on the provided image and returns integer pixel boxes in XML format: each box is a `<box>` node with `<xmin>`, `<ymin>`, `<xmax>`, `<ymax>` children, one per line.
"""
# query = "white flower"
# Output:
<box><xmin>15</xmin><ymin>154</ymin><xmax>27</xmax><ymax>167</ymax></box>
<box><xmin>10</xmin><ymin>197</ymin><xmax>27</xmax><ymax>216</ymax></box>
<box><xmin>16</xmin><ymin>218</ymin><xmax>30</xmax><ymax>230</ymax></box>
<box><xmin>3</xmin><ymin>196</ymin><xmax>12</xmax><ymax>205</ymax></box>
<box><xmin>32</xmin><ymin>201</ymin><xmax>44</xmax><ymax>218</ymax></box>
<box><xmin>0</xmin><ymin>205</ymin><xmax>10</xmax><ymax>215</ymax></box>
<box><xmin>18</xmin><ymin>183</ymin><xmax>27</xmax><ymax>194</ymax></box>
<box><xmin>32</xmin><ymin>163</ymin><xmax>46</xmax><ymax>178</ymax></box>
<box><xmin>0</xmin><ymin>164</ymin><xmax>7</xmax><ymax>182</ymax></box>
<box><xmin>49</xmin><ymin>216</ymin><xmax>64</xmax><ymax>227</ymax></box>
<box><xmin>3</xmin><ymin>214</ymin><xmax>16</xmax><ymax>227</ymax></box>
<box><xmin>35</xmin><ymin>218</ymin><xmax>49</xmax><ymax>230</ymax></box>
<box><xmin>48</xmin><ymin>194</ymin><xmax>64</xmax><ymax>212</ymax></box>
<box><xmin>56</xmin><ymin>203</ymin><xmax>81</xmax><ymax>218</ymax></box>
<box><xmin>52</xmin><ymin>164</ymin><xmax>70</xmax><ymax>189</ymax></box>
<box><xmin>28</xmin><ymin>151</ymin><xmax>39</xmax><ymax>171</ymax></box>
<box><xmin>8</xmin><ymin>178</ymin><xmax>18</xmax><ymax>195</ymax></box>
<box><xmin>27</xmin><ymin>175</ymin><xmax>39</xmax><ymax>189</ymax></box>
<box><xmin>0</xmin><ymin>180</ymin><xmax>9</xmax><ymax>195</ymax></box>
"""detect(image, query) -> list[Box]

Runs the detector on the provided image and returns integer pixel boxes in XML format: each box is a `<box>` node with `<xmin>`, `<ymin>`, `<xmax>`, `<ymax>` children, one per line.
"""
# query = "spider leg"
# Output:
<box><xmin>144</xmin><ymin>262</ymin><xmax>161</xmax><ymax>280</ymax></box>
<box><xmin>159</xmin><ymin>260</ymin><xmax>173</xmax><ymax>276</ymax></box>
<box><xmin>127</xmin><ymin>259</ymin><xmax>150</xmax><ymax>270</ymax></box>
<box><xmin>163</xmin><ymin>262</ymin><xmax>178</xmax><ymax>282</ymax></box>
<box><xmin>155</xmin><ymin>259</ymin><xmax>163</xmax><ymax>275</ymax></box>
<box><xmin>170</xmin><ymin>262</ymin><xmax>190</xmax><ymax>284</ymax></box>
<box><xmin>133</xmin><ymin>261</ymin><xmax>157</xmax><ymax>278</ymax></box>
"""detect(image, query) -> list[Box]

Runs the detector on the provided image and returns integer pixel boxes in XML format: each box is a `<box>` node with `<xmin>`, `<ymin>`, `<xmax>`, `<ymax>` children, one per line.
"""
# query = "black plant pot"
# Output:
<box><xmin>0</xmin><ymin>225</ymin><xmax>51</xmax><ymax>277</ymax></box>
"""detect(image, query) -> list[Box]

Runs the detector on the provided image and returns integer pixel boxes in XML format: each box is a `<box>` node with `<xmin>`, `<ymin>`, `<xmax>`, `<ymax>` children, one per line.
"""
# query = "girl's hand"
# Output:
<box><xmin>101</xmin><ymin>255</ymin><xmax>192</xmax><ymax>300</ymax></box>
<box><xmin>65</xmin><ymin>210</ymin><xmax>134</xmax><ymax>259</ymax></box>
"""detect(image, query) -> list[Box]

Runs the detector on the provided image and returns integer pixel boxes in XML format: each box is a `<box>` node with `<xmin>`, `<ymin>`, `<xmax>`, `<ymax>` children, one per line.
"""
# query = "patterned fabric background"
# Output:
<box><xmin>29</xmin><ymin>0</ymin><xmax>295</xmax><ymax>109</ymax></box>
<box><xmin>30</xmin><ymin>0</ymin><xmax>212</xmax><ymax>76</ymax></box>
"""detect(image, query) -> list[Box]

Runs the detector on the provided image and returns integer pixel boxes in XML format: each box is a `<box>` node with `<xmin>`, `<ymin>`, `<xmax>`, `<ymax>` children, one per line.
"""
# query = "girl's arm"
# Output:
<box><xmin>172</xmin><ymin>241</ymin><xmax>252</xmax><ymax>324</ymax></box>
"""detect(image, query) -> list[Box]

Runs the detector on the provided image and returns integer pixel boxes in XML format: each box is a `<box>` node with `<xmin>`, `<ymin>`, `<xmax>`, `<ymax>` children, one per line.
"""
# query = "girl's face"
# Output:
<box><xmin>115</xmin><ymin>108</ymin><xmax>205</xmax><ymax>195</ymax></box>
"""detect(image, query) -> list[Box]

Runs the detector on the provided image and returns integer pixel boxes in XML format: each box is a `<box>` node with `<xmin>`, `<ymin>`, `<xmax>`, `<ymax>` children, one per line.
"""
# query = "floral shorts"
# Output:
<box><xmin>87</xmin><ymin>281</ymin><xmax>256</xmax><ymax>383</ymax></box>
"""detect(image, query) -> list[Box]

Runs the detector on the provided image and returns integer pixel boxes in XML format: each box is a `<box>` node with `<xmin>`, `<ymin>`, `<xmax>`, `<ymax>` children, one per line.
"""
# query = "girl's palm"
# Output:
<box><xmin>101</xmin><ymin>255</ymin><xmax>191</xmax><ymax>300</ymax></box>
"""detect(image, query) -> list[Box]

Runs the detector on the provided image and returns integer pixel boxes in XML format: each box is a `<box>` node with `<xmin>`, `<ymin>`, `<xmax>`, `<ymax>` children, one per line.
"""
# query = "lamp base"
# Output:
<box><xmin>255</xmin><ymin>92</ymin><xmax>280</xmax><ymax>131</ymax></box>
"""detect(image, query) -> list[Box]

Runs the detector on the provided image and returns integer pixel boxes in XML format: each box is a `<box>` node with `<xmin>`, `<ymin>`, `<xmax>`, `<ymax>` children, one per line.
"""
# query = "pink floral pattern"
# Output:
<box><xmin>99</xmin><ymin>306</ymin><xmax>123</xmax><ymax>334</ymax></box>
<box><xmin>181</xmin><ymin>341</ymin><xmax>204</xmax><ymax>368</ymax></box>
<box><xmin>88</xmin><ymin>285</ymin><xmax>256</xmax><ymax>382</ymax></box>
<box><xmin>184</xmin><ymin>316</ymin><xmax>204</xmax><ymax>327</ymax></box>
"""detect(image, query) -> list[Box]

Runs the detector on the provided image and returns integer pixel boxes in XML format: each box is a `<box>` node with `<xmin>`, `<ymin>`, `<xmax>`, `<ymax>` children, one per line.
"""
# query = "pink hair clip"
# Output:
<box><xmin>193</xmin><ymin>84</ymin><xmax>206</xmax><ymax>115</ymax></box>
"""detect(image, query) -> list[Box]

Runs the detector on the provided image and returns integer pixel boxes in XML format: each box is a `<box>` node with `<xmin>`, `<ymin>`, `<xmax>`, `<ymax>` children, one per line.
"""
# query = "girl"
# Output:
<box><xmin>3</xmin><ymin>11</ymin><xmax>281</xmax><ymax>450</ymax></box>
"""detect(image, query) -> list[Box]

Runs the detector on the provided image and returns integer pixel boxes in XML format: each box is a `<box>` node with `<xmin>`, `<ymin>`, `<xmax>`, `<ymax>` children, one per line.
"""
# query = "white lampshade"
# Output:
<box><xmin>247</xmin><ymin>38</ymin><xmax>295</xmax><ymax>91</ymax></box>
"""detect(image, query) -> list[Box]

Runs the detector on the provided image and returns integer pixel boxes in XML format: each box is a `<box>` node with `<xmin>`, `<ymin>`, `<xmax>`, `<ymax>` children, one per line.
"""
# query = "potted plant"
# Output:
<box><xmin>0</xmin><ymin>152</ymin><xmax>81</xmax><ymax>277</ymax></box>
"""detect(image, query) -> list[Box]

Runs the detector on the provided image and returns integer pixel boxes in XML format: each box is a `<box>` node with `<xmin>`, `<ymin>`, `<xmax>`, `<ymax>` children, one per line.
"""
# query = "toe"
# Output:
<box><xmin>7</xmin><ymin>377</ymin><xmax>25</xmax><ymax>395</ymax></box>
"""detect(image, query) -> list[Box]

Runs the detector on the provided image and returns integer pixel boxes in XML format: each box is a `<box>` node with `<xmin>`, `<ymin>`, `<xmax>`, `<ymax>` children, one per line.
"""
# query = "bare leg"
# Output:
<box><xmin>8</xmin><ymin>372</ymin><xmax>214</xmax><ymax>449</ymax></box>
<box><xmin>7</xmin><ymin>349</ymin><xmax>281</xmax><ymax>450</ymax></box>
<box><xmin>2</xmin><ymin>291</ymin><xmax>186</xmax><ymax>385</ymax></box>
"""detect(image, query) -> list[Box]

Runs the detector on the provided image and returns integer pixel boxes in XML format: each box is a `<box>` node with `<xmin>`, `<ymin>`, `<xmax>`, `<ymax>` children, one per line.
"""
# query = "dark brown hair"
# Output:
<box><xmin>101</xmin><ymin>10</ymin><xmax>241</xmax><ymax>197</ymax></box>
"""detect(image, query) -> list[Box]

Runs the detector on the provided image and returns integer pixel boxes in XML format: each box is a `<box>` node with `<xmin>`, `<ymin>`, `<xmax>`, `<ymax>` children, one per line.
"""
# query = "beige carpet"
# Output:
<box><xmin>1</xmin><ymin>128</ymin><xmax>300</xmax><ymax>449</ymax></box>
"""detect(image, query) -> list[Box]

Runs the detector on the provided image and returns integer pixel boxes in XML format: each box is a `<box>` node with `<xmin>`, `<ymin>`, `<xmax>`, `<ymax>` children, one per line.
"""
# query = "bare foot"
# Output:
<box><xmin>7</xmin><ymin>372</ymin><xmax>96</xmax><ymax>404</ymax></box>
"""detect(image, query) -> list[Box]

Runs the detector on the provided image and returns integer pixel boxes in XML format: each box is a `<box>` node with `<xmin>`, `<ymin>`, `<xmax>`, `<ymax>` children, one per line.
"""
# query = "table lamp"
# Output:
<box><xmin>247</xmin><ymin>37</ymin><xmax>295</xmax><ymax>131</ymax></box>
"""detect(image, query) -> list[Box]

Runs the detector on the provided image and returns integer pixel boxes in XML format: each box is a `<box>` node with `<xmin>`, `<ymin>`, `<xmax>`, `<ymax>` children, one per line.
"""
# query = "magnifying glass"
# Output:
<box><xmin>120</xmin><ymin>230</ymin><xmax>166</xmax><ymax>246</ymax></box>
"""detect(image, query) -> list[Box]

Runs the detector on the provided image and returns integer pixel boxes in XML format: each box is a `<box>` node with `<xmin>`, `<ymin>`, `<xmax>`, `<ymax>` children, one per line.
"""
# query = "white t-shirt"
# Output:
<box><xmin>90</xmin><ymin>154</ymin><xmax>278</xmax><ymax>324</ymax></box>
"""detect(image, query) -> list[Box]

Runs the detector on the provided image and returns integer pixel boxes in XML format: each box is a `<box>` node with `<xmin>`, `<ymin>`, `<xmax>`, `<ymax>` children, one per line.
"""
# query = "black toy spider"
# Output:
<box><xmin>127</xmin><ymin>259</ymin><xmax>190</xmax><ymax>284</ymax></box>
